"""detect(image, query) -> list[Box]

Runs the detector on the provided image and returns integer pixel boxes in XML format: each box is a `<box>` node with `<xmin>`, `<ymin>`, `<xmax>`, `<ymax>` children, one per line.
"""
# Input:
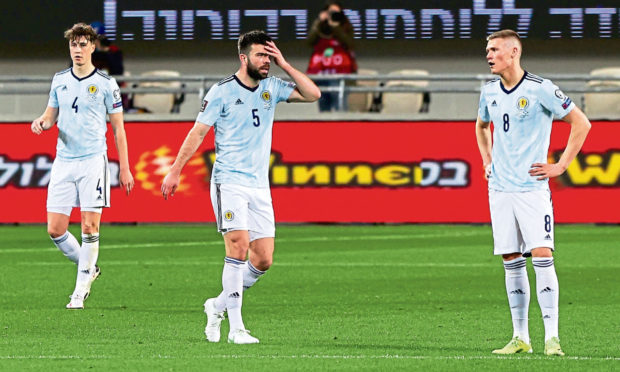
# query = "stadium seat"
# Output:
<box><xmin>132</xmin><ymin>70</ymin><xmax>185</xmax><ymax>114</ymax></box>
<box><xmin>347</xmin><ymin>68</ymin><xmax>379</xmax><ymax>112</ymax></box>
<box><xmin>381</xmin><ymin>69</ymin><xmax>430</xmax><ymax>114</ymax></box>
<box><xmin>584</xmin><ymin>67</ymin><xmax>620</xmax><ymax>119</ymax></box>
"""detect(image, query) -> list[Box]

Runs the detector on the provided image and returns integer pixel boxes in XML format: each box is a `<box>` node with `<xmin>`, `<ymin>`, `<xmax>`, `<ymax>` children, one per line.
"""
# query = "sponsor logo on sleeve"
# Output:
<box><xmin>200</xmin><ymin>100</ymin><xmax>208</xmax><ymax>112</ymax></box>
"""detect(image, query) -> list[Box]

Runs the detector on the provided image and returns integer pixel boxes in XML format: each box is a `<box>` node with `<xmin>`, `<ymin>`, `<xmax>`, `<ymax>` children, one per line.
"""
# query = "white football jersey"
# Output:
<box><xmin>48</xmin><ymin>68</ymin><xmax>122</xmax><ymax>160</ymax></box>
<box><xmin>478</xmin><ymin>71</ymin><xmax>575</xmax><ymax>192</ymax></box>
<box><xmin>196</xmin><ymin>75</ymin><xmax>296</xmax><ymax>188</ymax></box>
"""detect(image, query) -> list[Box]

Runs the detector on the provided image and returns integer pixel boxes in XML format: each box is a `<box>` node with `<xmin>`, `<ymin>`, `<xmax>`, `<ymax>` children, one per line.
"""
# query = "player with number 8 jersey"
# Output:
<box><xmin>475</xmin><ymin>29</ymin><xmax>591</xmax><ymax>356</ymax></box>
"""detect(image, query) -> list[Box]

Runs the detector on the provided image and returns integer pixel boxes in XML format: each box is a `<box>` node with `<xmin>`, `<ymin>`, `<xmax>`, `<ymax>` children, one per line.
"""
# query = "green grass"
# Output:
<box><xmin>0</xmin><ymin>224</ymin><xmax>618</xmax><ymax>371</ymax></box>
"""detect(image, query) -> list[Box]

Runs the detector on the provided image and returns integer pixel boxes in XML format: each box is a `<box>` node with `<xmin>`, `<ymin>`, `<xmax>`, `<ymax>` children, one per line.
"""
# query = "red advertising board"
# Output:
<box><xmin>0</xmin><ymin>121</ymin><xmax>618</xmax><ymax>223</ymax></box>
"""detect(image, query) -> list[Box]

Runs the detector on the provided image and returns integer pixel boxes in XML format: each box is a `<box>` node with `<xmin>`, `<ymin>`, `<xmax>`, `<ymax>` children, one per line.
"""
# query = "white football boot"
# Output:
<box><xmin>66</xmin><ymin>293</ymin><xmax>85</xmax><ymax>309</ymax></box>
<box><xmin>204</xmin><ymin>298</ymin><xmax>225</xmax><ymax>342</ymax></box>
<box><xmin>228</xmin><ymin>329</ymin><xmax>259</xmax><ymax>344</ymax></box>
<box><xmin>84</xmin><ymin>265</ymin><xmax>101</xmax><ymax>299</ymax></box>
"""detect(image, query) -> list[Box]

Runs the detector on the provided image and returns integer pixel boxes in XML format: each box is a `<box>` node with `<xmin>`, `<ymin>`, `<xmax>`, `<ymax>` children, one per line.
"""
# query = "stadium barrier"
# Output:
<box><xmin>0</xmin><ymin>121</ymin><xmax>618</xmax><ymax>223</ymax></box>
<box><xmin>3</xmin><ymin>73</ymin><xmax>620</xmax><ymax>114</ymax></box>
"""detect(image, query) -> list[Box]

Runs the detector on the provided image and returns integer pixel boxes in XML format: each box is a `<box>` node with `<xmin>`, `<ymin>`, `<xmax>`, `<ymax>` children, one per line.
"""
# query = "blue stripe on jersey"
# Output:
<box><xmin>96</xmin><ymin>70</ymin><xmax>111</xmax><ymax>80</ymax></box>
<box><xmin>218</xmin><ymin>75</ymin><xmax>235</xmax><ymax>86</ymax></box>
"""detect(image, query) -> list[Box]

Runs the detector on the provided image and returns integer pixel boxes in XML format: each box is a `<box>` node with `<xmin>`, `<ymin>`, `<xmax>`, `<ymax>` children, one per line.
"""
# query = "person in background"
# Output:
<box><xmin>307</xmin><ymin>1</ymin><xmax>357</xmax><ymax>112</ymax></box>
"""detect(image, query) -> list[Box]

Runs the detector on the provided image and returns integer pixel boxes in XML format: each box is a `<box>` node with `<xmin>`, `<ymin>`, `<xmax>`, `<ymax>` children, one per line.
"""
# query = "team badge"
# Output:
<box><xmin>516</xmin><ymin>96</ymin><xmax>529</xmax><ymax>118</ymax></box>
<box><xmin>224</xmin><ymin>210</ymin><xmax>234</xmax><ymax>221</ymax></box>
<box><xmin>261</xmin><ymin>90</ymin><xmax>272</xmax><ymax>103</ymax></box>
<box><xmin>87</xmin><ymin>84</ymin><xmax>99</xmax><ymax>101</ymax></box>
<box><xmin>261</xmin><ymin>90</ymin><xmax>272</xmax><ymax>110</ymax></box>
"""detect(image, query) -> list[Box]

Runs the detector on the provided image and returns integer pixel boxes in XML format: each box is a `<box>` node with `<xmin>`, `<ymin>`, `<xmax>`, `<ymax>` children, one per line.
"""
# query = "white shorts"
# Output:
<box><xmin>210</xmin><ymin>183</ymin><xmax>275</xmax><ymax>241</ymax></box>
<box><xmin>47</xmin><ymin>154</ymin><xmax>110</xmax><ymax>216</ymax></box>
<box><xmin>489</xmin><ymin>189</ymin><xmax>555</xmax><ymax>256</ymax></box>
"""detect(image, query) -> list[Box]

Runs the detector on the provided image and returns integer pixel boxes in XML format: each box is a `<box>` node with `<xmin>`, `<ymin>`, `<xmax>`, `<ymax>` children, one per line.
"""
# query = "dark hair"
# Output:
<box><xmin>321</xmin><ymin>1</ymin><xmax>352</xmax><ymax>30</ymax></box>
<box><xmin>237</xmin><ymin>30</ymin><xmax>272</xmax><ymax>55</ymax></box>
<box><xmin>322</xmin><ymin>0</ymin><xmax>343</xmax><ymax>12</ymax></box>
<box><xmin>64</xmin><ymin>22</ymin><xmax>98</xmax><ymax>43</ymax></box>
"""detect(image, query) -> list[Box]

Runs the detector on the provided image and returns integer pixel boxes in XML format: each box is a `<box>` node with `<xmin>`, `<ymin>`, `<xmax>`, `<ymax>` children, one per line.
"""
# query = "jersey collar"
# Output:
<box><xmin>71</xmin><ymin>68</ymin><xmax>97</xmax><ymax>82</ymax></box>
<box><xmin>499</xmin><ymin>70</ymin><xmax>527</xmax><ymax>94</ymax></box>
<box><xmin>233</xmin><ymin>74</ymin><xmax>260</xmax><ymax>92</ymax></box>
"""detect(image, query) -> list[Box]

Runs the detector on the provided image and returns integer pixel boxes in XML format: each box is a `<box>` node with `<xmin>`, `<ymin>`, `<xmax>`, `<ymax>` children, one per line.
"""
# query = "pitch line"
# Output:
<box><xmin>0</xmin><ymin>231</ymin><xmax>487</xmax><ymax>254</ymax></box>
<box><xmin>0</xmin><ymin>354</ymin><xmax>618</xmax><ymax>361</ymax></box>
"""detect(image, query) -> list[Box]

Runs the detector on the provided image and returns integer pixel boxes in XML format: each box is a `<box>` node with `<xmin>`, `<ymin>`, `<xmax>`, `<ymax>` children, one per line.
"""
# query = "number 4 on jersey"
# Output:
<box><xmin>72</xmin><ymin>97</ymin><xmax>78</xmax><ymax>113</ymax></box>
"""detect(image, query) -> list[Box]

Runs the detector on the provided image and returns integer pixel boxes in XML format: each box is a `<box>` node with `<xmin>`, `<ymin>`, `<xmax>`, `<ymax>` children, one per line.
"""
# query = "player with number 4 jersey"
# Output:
<box><xmin>475</xmin><ymin>30</ymin><xmax>591</xmax><ymax>356</ymax></box>
<box><xmin>31</xmin><ymin>23</ymin><xmax>134</xmax><ymax>310</ymax></box>
<box><xmin>161</xmin><ymin>30</ymin><xmax>320</xmax><ymax>345</ymax></box>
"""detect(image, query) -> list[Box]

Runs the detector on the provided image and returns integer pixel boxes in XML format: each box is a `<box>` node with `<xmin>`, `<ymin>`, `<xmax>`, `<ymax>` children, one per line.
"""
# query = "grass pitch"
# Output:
<box><xmin>0</xmin><ymin>224</ymin><xmax>618</xmax><ymax>371</ymax></box>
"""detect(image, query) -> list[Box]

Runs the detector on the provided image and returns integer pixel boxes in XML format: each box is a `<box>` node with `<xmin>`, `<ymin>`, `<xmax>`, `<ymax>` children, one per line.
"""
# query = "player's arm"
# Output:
<box><xmin>529</xmin><ymin>106</ymin><xmax>591</xmax><ymax>180</ymax></box>
<box><xmin>109</xmin><ymin>112</ymin><xmax>135</xmax><ymax>195</ymax></box>
<box><xmin>31</xmin><ymin>106</ymin><xmax>58</xmax><ymax>135</ymax></box>
<box><xmin>263</xmin><ymin>41</ymin><xmax>321</xmax><ymax>103</ymax></box>
<box><xmin>475</xmin><ymin>115</ymin><xmax>493</xmax><ymax>179</ymax></box>
<box><xmin>161</xmin><ymin>122</ymin><xmax>212</xmax><ymax>200</ymax></box>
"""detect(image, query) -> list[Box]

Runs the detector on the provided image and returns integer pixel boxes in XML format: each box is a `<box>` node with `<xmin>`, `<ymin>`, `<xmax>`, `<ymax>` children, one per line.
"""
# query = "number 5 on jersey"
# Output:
<box><xmin>252</xmin><ymin>108</ymin><xmax>260</xmax><ymax>127</ymax></box>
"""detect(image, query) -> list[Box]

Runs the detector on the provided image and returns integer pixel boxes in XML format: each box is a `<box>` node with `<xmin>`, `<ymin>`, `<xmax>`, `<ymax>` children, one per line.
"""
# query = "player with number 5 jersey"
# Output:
<box><xmin>475</xmin><ymin>30</ymin><xmax>591</xmax><ymax>356</ymax></box>
<box><xmin>30</xmin><ymin>23</ymin><xmax>134</xmax><ymax>310</ymax></box>
<box><xmin>161</xmin><ymin>30</ymin><xmax>320</xmax><ymax>345</ymax></box>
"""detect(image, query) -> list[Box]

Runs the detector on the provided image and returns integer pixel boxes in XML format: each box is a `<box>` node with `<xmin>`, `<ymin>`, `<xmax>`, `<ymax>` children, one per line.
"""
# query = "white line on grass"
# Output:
<box><xmin>0</xmin><ymin>354</ymin><xmax>618</xmax><ymax>361</ymax></box>
<box><xmin>0</xmin><ymin>231</ymin><xmax>487</xmax><ymax>254</ymax></box>
<box><xmin>17</xmin><ymin>260</ymin><xmax>496</xmax><ymax>268</ymax></box>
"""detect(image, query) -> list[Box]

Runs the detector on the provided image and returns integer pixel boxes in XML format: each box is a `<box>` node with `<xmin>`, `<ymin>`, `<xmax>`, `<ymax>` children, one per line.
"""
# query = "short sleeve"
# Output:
<box><xmin>47</xmin><ymin>76</ymin><xmax>59</xmax><ymax>108</ymax></box>
<box><xmin>274</xmin><ymin>77</ymin><xmax>296</xmax><ymax>103</ymax></box>
<box><xmin>105</xmin><ymin>78</ymin><xmax>123</xmax><ymax>114</ymax></box>
<box><xmin>538</xmin><ymin>79</ymin><xmax>575</xmax><ymax>119</ymax></box>
<box><xmin>478</xmin><ymin>91</ymin><xmax>490</xmax><ymax>122</ymax></box>
<box><xmin>195</xmin><ymin>85</ymin><xmax>223</xmax><ymax>126</ymax></box>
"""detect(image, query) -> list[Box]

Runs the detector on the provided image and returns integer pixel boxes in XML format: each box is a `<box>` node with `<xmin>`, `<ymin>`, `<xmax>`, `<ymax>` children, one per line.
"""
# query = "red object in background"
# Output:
<box><xmin>0</xmin><ymin>121</ymin><xmax>618</xmax><ymax>223</ymax></box>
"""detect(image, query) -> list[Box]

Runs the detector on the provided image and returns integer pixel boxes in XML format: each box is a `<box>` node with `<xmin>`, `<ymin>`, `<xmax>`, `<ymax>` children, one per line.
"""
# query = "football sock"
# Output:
<box><xmin>503</xmin><ymin>257</ymin><xmax>530</xmax><ymax>344</ymax></box>
<box><xmin>74</xmin><ymin>233</ymin><xmax>100</xmax><ymax>293</ymax></box>
<box><xmin>220</xmin><ymin>257</ymin><xmax>245</xmax><ymax>331</ymax></box>
<box><xmin>243</xmin><ymin>260</ymin><xmax>266</xmax><ymax>290</ymax></box>
<box><xmin>532</xmin><ymin>257</ymin><xmax>559</xmax><ymax>341</ymax></box>
<box><xmin>50</xmin><ymin>231</ymin><xmax>80</xmax><ymax>264</ymax></box>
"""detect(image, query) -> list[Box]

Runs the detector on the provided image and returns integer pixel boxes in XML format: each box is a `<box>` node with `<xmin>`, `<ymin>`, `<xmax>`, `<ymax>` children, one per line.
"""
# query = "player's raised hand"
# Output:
<box><xmin>529</xmin><ymin>162</ymin><xmax>566</xmax><ymax>180</ymax></box>
<box><xmin>264</xmin><ymin>41</ymin><xmax>286</xmax><ymax>67</ymax></box>
<box><xmin>30</xmin><ymin>118</ymin><xmax>46</xmax><ymax>135</ymax></box>
<box><xmin>119</xmin><ymin>168</ymin><xmax>134</xmax><ymax>195</ymax></box>
<box><xmin>161</xmin><ymin>171</ymin><xmax>180</xmax><ymax>200</ymax></box>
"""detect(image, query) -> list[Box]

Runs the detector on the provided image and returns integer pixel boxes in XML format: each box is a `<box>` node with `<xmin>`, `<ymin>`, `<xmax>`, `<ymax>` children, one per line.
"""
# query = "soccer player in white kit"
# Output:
<box><xmin>31</xmin><ymin>23</ymin><xmax>134</xmax><ymax>309</ymax></box>
<box><xmin>161</xmin><ymin>30</ymin><xmax>320</xmax><ymax>344</ymax></box>
<box><xmin>475</xmin><ymin>30</ymin><xmax>591</xmax><ymax>356</ymax></box>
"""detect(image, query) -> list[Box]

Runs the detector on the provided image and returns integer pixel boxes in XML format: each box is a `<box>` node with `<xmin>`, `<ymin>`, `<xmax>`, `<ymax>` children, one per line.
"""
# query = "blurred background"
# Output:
<box><xmin>1</xmin><ymin>0</ymin><xmax>618</xmax><ymax>223</ymax></box>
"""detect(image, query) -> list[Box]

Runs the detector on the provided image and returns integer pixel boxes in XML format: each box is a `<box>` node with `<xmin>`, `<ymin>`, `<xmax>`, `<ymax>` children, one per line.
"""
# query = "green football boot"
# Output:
<box><xmin>492</xmin><ymin>337</ymin><xmax>533</xmax><ymax>354</ymax></box>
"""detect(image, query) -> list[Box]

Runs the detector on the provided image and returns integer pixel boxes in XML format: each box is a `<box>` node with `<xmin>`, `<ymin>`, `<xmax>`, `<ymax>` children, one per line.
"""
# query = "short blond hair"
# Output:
<box><xmin>64</xmin><ymin>23</ymin><xmax>97</xmax><ymax>43</ymax></box>
<box><xmin>487</xmin><ymin>29</ymin><xmax>521</xmax><ymax>45</ymax></box>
